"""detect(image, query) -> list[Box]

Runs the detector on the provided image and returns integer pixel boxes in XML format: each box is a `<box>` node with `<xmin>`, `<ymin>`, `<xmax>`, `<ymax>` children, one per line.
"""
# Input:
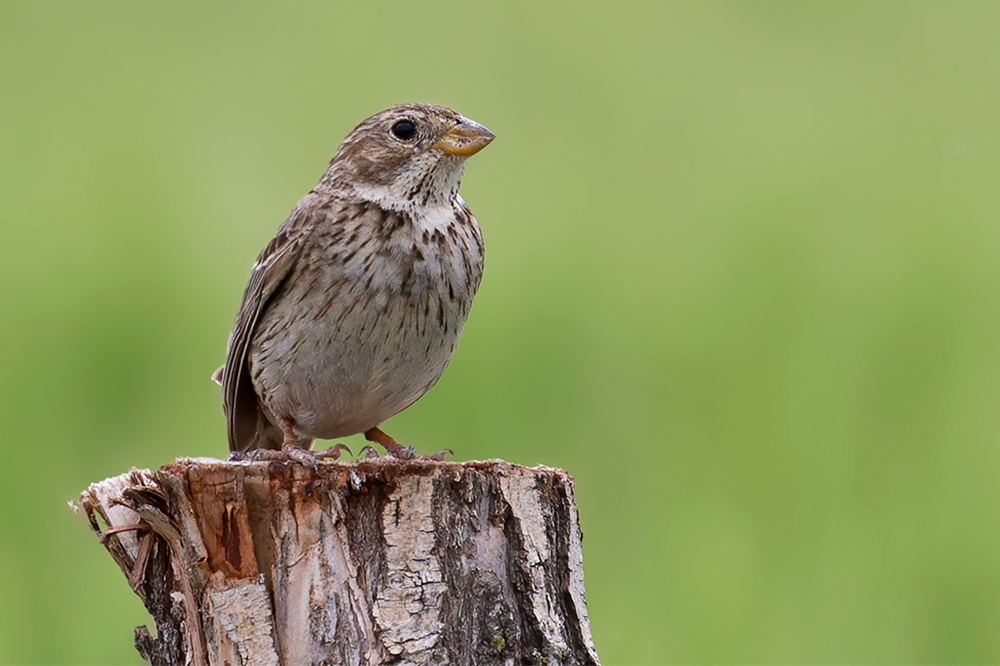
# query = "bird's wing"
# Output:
<box><xmin>221</xmin><ymin>198</ymin><xmax>320</xmax><ymax>451</ymax></box>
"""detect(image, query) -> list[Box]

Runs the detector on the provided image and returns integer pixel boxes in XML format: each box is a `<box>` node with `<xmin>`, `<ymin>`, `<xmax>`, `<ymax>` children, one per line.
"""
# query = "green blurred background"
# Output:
<box><xmin>2</xmin><ymin>1</ymin><xmax>1000</xmax><ymax>663</ymax></box>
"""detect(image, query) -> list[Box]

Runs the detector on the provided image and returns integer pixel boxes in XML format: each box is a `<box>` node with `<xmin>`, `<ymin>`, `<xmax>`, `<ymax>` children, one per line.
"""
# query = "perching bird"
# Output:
<box><xmin>214</xmin><ymin>104</ymin><xmax>494</xmax><ymax>459</ymax></box>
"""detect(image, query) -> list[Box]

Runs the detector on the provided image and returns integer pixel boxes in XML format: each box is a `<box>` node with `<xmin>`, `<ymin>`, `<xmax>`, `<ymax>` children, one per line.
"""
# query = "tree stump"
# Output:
<box><xmin>77</xmin><ymin>458</ymin><xmax>601</xmax><ymax>666</ymax></box>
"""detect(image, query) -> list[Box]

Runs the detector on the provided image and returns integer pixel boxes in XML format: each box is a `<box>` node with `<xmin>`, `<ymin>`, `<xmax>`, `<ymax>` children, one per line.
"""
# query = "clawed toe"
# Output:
<box><xmin>426</xmin><ymin>448</ymin><xmax>453</xmax><ymax>462</ymax></box>
<box><xmin>315</xmin><ymin>443</ymin><xmax>351</xmax><ymax>460</ymax></box>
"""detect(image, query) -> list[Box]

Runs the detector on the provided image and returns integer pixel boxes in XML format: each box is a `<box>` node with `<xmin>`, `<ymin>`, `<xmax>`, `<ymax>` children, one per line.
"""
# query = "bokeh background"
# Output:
<box><xmin>2</xmin><ymin>1</ymin><xmax>1000</xmax><ymax>663</ymax></box>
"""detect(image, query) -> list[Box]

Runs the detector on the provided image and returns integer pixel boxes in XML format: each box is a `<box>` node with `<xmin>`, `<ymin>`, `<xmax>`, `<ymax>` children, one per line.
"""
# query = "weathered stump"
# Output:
<box><xmin>78</xmin><ymin>458</ymin><xmax>600</xmax><ymax>666</ymax></box>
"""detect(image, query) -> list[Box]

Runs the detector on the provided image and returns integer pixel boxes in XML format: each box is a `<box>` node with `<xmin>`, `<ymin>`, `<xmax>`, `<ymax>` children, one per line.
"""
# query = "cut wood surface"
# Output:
<box><xmin>78</xmin><ymin>457</ymin><xmax>601</xmax><ymax>666</ymax></box>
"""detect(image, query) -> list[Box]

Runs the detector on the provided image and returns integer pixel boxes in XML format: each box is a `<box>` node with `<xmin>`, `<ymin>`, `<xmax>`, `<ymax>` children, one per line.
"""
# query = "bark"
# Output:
<box><xmin>77</xmin><ymin>458</ymin><xmax>600</xmax><ymax>666</ymax></box>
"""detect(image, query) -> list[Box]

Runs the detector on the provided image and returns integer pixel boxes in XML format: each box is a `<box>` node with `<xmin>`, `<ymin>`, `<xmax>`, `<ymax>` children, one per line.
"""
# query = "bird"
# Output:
<box><xmin>213</xmin><ymin>103</ymin><xmax>494</xmax><ymax>460</ymax></box>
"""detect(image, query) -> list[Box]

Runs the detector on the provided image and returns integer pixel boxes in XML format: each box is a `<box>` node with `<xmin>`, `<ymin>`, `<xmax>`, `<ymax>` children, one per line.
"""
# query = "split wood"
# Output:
<box><xmin>78</xmin><ymin>458</ymin><xmax>601</xmax><ymax>666</ymax></box>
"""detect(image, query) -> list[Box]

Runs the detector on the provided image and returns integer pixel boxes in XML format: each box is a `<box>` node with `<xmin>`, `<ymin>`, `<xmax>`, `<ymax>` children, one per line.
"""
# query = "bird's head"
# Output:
<box><xmin>323</xmin><ymin>103</ymin><xmax>494</xmax><ymax>212</ymax></box>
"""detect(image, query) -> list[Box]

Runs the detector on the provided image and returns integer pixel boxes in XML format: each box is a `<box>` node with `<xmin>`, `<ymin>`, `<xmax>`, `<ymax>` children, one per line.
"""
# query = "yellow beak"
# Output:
<box><xmin>432</xmin><ymin>116</ymin><xmax>495</xmax><ymax>156</ymax></box>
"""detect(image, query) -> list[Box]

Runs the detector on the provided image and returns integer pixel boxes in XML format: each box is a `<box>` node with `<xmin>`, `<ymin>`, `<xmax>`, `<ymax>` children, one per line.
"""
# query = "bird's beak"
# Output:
<box><xmin>432</xmin><ymin>116</ymin><xmax>495</xmax><ymax>156</ymax></box>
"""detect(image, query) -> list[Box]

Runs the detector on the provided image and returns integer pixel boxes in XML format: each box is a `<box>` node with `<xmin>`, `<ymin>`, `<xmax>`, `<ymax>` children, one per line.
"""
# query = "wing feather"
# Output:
<box><xmin>221</xmin><ymin>199</ymin><xmax>319</xmax><ymax>451</ymax></box>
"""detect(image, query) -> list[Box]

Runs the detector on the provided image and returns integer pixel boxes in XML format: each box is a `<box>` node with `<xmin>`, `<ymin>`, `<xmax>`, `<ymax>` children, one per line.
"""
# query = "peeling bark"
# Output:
<box><xmin>78</xmin><ymin>458</ymin><xmax>600</xmax><ymax>666</ymax></box>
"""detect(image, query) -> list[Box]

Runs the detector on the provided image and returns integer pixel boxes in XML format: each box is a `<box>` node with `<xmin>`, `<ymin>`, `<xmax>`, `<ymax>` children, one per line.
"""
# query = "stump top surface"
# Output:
<box><xmin>161</xmin><ymin>456</ymin><xmax>572</xmax><ymax>484</ymax></box>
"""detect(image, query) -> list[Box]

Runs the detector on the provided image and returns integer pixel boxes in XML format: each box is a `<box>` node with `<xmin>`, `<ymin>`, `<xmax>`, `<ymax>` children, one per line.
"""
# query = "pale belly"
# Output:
<box><xmin>247</xmin><ymin>254</ymin><xmax>475</xmax><ymax>440</ymax></box>
<box><xmin>249</xmin><ymin>304</ymin><xmax>461</xmax><ymax>439</ymax></box>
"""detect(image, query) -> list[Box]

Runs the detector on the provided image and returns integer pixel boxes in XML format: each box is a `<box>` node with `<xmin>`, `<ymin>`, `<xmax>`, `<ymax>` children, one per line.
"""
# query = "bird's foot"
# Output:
<box><xmin>384</xmin><ymin>442</ymin><xmax>418</xmax><ymax>459</ymax></box>
<box><xmin>361</xmin><ymin>427</ymin><xmax>452</xmax><ymax>461</ymax></box>
<box><xmin>226</xmin><ymin>446</ymin><xmax>315</xmax><ymax>465</ymax></box>
<box><xmin>227</xmin><ymin>442</ymin><xmax>350</xmax><ymax>465</ymax></box>
<box><xmin>228</xmin><ymin>448</ymin><xmax>290</xmax><ymax>462</ymax></box>
<box><xmin>356</xmin><ymin>443</ymin><xmax>414</xmax><ymax>459</ymax></box>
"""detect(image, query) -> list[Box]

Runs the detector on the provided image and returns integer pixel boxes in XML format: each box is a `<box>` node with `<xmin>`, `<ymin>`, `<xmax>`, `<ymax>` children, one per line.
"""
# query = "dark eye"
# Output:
<box><xmin>391</xmin><ymin>119</ymin><xmax>417</xmax><ymax>141</ymax></box>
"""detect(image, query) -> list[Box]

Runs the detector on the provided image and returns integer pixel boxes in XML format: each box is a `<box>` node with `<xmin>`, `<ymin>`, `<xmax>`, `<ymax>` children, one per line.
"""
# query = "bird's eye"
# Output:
<box><xmin>391</xmin><ymin>120</ymin><xmax>417</xmax><ymax>141</ymax></box>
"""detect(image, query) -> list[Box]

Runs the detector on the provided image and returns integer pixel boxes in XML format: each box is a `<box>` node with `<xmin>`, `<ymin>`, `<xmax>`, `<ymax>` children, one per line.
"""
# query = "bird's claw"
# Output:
<box><xmin>315</xmin><ymin>443</ymin><xmax>351</xmax><ymax>460</ymax></box>
<box><xmin>426</xmin><ymin>448</ymin><xmax>453</xmax><ymax>461</ymax></box>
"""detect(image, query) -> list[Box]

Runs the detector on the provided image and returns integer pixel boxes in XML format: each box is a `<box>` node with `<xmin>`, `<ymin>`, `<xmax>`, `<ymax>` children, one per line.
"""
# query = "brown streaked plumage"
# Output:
<box><xmin>215</xmin><ymin>104</ymin><xmax>494</xmax><ymax>457</ymax></box>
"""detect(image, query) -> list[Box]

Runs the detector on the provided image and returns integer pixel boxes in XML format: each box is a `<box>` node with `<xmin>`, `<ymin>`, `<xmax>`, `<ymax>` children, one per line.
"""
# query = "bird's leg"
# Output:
<box><xmin>280</xmin><ymin>418</ymin><xmax>300</xmax><ymax>447</ymax></box>
<box><xmin>364</xmin><ymin>427</ymin><xmax>415</xmax><ymax>459</ymax></box>
<box><xmin>279</xmin><ymin>418</ymin><xmax>319</xmax><ymax>465</ymax></box>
